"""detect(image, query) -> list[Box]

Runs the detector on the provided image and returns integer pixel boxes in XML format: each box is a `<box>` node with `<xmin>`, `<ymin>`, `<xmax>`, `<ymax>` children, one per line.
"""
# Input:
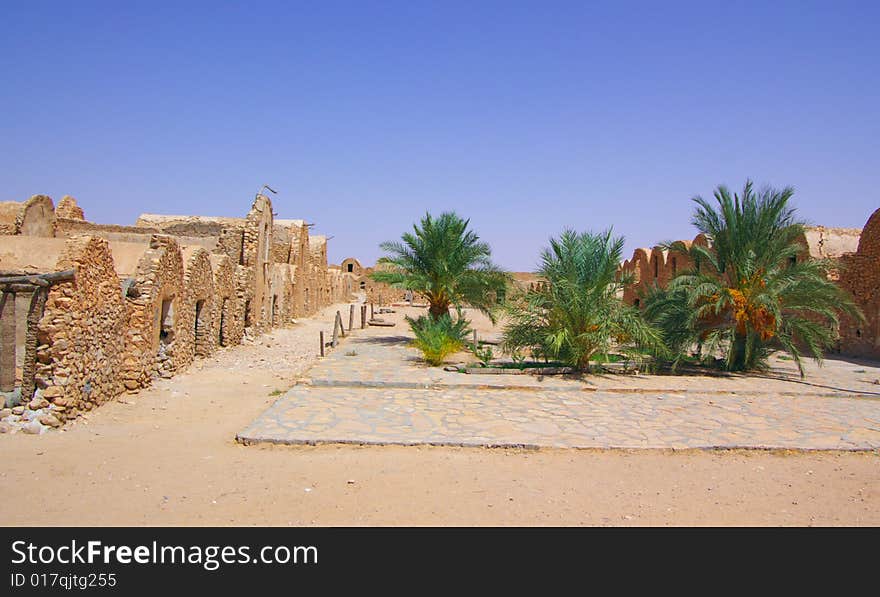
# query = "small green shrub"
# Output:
<box><xmin>407</xmin><ymin>311</ymin><xmax>472</xmax><ymax>366</ymax></box>
<box><xmin>473</xmin><ymin>344</ymin><xmax>494</xmax><ymax>364</ymax></box>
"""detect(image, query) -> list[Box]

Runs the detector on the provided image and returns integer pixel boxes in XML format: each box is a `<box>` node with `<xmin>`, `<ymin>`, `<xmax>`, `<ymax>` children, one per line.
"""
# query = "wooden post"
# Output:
<box><xmin>319</xmin><ymin>331</ymin><xmax>324</xmax><ymax>357</ymax></box>
<box><xmin>336</xmin><ymin>311</ymin><xmax>345</xmax><ymax>338</ymax></box>
<box><xmin>360</xmin><ymin>305</ymin><xmax>366</xmax><ymax>329</ymax></box>
<box><xmin>349</xmin><ymin>304</ymin><xmax>354</xmax><ymax>331</ymax></box>
<box><xmin>370</xmin><ymin>303</ymin><xmax>374</xmax><ymax>319</ymax></box>
<box><xmin>0</xmin><ymin>291</ymin><xmax>15</xmax><ymax>392</ymax></box>
<box><xmin>21</xmin><ymin>288</ymin><xmax>47</xmax><ymax>402</ymax></box>
<box><xmin>472</xmin><ymin>330</ymin><xmax>478</xmax><ymax>352</ymax></box>
<box><xmin>331</xmin><ymin>312</ymin><xmax>343</xmax><ymax>348</ymax></box>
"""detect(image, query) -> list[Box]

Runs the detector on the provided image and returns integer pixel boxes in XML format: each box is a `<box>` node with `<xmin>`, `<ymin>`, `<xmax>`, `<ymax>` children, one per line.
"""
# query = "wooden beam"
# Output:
<box><xmin>0</xmin><ymin>284</ymin><xmax>40</xmax><ymax>293</ymax></box>
<box><xmin>0</xmin><ymin>269</ymin><xmax>75</xmax><ymax>285</ymax></box>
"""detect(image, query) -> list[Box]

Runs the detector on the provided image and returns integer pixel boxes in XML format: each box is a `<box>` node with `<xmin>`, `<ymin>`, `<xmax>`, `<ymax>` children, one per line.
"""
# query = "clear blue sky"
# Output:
<box><xmin>1</xmin><ymin>1</ymin><xmax>877</xmax><ymax>270</ymax></box>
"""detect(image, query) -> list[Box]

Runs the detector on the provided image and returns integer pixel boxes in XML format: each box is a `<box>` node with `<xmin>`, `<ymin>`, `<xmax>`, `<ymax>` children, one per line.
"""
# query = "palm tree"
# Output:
<box><xmin>371</xmin><ymin>212</ymin><xmax>509</xmax><ymax>320</ymax></box>
<box><xmin>644</xmin><ymin>180</ymin><xmax>862</xmax><ymax>375</ymax></box>
<box><xmin>502</xmin><ymin>229</ymin><xmax>666</xmax><ymax>370</ymax></box>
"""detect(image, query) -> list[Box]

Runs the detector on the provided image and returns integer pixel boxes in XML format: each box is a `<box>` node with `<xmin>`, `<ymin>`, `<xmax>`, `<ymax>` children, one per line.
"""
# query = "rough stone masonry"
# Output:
<box><xmin>0</xmin><ymin>193</ymin><xmax>392</xmax><ymax>433</ymax></box>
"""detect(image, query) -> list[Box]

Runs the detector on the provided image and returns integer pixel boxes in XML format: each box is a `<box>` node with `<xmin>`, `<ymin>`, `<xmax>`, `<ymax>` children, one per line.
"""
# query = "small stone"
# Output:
<box><xmin>22</xmin><ymin>420</ymin><xmax>47</xmax><ymax>435</ymax></box>
<box><xmin>12</xmin><ymin>406</ymin><xmax>25</xmax><ymax>415</ymax></box>
<box><xmin>3</xmin><ymin>388</ymin><xmax>22</xmax><ymax>408</ymax></box>
<box><xmin>42</xmin><ymin>386</ymin><xmax>64</xmax><ymax>399</ymax></box>
<box><xmin>0</xmin><ymin>422</ymin><xmax>11</xmax><ymax>434</ymax></box>
<box><xmin>39</xmin><ymin>414</ymin><xmax>62</xmax><ymax>428</ymax></box>
<box><xmin>0</xmin><ymin>408</ymin><xmax>11</xmax><ymax>418</ymax></box>
<box><xmin>28</xmin><ymin>398</ymin><xmax>49</xmax><ymax>410</ymax></box>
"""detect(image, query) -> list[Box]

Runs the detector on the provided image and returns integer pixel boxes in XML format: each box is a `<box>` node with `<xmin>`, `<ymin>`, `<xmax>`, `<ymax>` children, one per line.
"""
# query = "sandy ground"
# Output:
<box><xmin>1</xmin><ymin>301</ymin><xmax>878</xmax><ymax>526</ymax></box>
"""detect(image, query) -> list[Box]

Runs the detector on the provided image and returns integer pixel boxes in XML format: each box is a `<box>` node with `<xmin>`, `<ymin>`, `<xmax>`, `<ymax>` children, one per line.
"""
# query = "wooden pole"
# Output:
<box><xmin>0</xmin><ymin>269</ymin><xmax>75</xmax><ymax>285</ymax></box>
<box><xmin>360</xmin><ymin>305</ymin><xmax>366</xmax><ymax>329</ymax></box>
<box><xmin>1</xmin><ymin>292</ymin><xmax>15</xmax><ymax>391</ymax></box>
<box><xmin>319</xmin><ymin>331</ymin><xmax>324</xmax><ymax>357</ymax></box>
<box><xmin>336</xmin><ymin>311</ymin><xmax>345</xmax><ymax>338</ymax></box>
<box><xmin>370</xmin><ymin>303</ymin><xmax>374</xmax><ymax>319</ymax></box>
<box><xmin>349</xmin><ymin>304</ymin><xmax>354</xmax><ymax>331</ymax></box>
<box><xmin>473</xmin><ymin>330</ymin><xmax>478</xmax><ymax>352</ymax></box>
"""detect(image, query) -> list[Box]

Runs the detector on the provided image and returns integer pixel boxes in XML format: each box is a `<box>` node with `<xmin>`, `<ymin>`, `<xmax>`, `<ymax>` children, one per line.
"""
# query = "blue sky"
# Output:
<box><xmin>1</xmin><ymin>1</ymin><xmax>877</xmax><ymax>270</ymax></box>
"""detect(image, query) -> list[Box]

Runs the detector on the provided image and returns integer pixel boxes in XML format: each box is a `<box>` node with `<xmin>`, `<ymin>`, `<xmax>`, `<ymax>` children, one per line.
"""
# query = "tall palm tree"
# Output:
<box><xmin>502</xmin><ymin>229</ymin><xmax>666</xmax><ymax>370</ymax></box>
<box><xmin>644</xmin><ymin>180</ymin><xmax>862</xmax><ymax>375</ymax></box>
<box><xmin>371</xmin><ymin>212</ymin><xmax>509</xmax><ymax>320</ymax></box>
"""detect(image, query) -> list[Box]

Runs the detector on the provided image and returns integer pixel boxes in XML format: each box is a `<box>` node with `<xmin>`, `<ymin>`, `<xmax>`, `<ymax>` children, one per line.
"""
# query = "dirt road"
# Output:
<box><xmin>1</xmin><ymin>303</ymin><xmax>877</xmax><ymax>526</ymax></box>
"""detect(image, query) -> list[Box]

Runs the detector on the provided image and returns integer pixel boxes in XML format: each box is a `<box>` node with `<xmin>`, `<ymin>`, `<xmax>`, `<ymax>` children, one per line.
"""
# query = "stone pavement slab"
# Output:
<box><xmin>238</xmin><ymin>385</ymin><xmax>880</xmax><ymax>450</ymax></box>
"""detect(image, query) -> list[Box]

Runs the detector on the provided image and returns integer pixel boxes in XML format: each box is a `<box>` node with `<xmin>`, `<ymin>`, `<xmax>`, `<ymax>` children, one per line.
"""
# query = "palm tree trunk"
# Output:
<box><xmin>731</xmin><ymin>333</ymin><xmax>747</xmax><ymax>371</ymax></box>
<box><xmin>428</xmin><ymin>300</ymin><xmax>451</xmax><ymax>320</ymax></box>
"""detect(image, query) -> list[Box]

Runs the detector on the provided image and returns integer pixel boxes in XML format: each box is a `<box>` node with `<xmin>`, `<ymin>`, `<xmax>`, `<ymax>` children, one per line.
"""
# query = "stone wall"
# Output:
<box><xmin>0</xmin><ymin>195</ymin><xmax>55</xmax><ymax>237</ymax></box>
<box><xmin>243</xmin><ymin>195</ymin><xmax>274</xmax><ymax>330</ymax></box>
<box><xmin>340</xmin><ymin>257</ymin><xmax>363</xmax><ymax>277</ymax></box>
<box><xmin>34</xmin><ymin>236</ymin><xmax>127</xmax><ymax>424</ymax></box>
<box><xmin>838</xmin><ymin>209</ymin><xmax>880</xmax><ymax>359</ymax></box>
<box><xmin>120</xmin><ymin>235</ymin><xmax>185</xmax><ymax>387</ymax></box>
<box><xmin>55</xmin><ymin>196</ymin><xmax>85</xmax><ymax>220</ymax></box>
<box><xmin>209</xmin><ymin>253</ymin><xmax>240</xmax><ymax>347</ymax></box>
<box><xmin>180</xmin><ymin>247</ymin><xmax>215</xmax><ymax>360</ymax></box>
<box><xmin>1</xmin><ymin>191</ymin><xmax>360</xmax><ymax>432</ymax></box>
<box><xmin>357</xmin><ymin>265</ymin><xmax>408</xmax><ymax>305</ymax></box>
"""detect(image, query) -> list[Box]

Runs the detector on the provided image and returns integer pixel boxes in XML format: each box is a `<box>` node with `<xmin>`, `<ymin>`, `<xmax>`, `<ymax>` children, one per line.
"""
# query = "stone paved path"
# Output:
<box><xmin>239</xmin><ymin>304</ymin><xmax>880</xmax><ymax>450</ymax></box>
<box><xmin>238</xmin><ymin>386</ymin><xmax>880</xmax><ymax>450</ymax></box>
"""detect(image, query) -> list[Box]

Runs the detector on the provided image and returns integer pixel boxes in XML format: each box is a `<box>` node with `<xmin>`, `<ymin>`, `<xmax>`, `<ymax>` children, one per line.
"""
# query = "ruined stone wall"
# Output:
<box><xmin>55</xmin><ymin>196</ymin><xmax>85</xmax><ymax>220</ymax></box>
<box><xmin>120</xmin><ymin>235</ymin><xmax>185</xmax><ymax>388</ymax></box>
<box><xmin>340</xmin><ymin>257</ymin><xmax>363</xmax><ymax>277</ymax></box>
<box><xmin>180</xmin><ymin>248</ymin><xmax>215</xmax><ymax>361</ymax></box>
<box><xmin>619</xmin><ymin>258</ymin><xmax>638</xmax><ymax>305</ymax></box>
<box><xmin>34</xmin><ymin>236</ymin><xmax>127</xmax><ymax>424</ymax></box>
<box><xmin>0</xmin><ymin>195</ymin><xmax>55</xmax><ymax>237</ymax></box>
<box><xmin>621</xmin><ymin>236</ymin><xmax>707</xmax><ymax>307</ymax></box>
<box><xmin>271</xmin><ymin>224</ymin><xmax>292</xmax><ymax>265</ymax></box>
<box><xmin>838</xmin><ymin>209</ymin><xmax>880</xmax><ymax>359</ymax></box>
<box><xmin>2</xmin><ymin>191</ymin><xmax>369</xmax><ymax>431</ymax></box>
<box><xmin>243</xmin><ymin>195</ymin><xmax>273</xmax><ymax>330</ymax></box>
<box><xmin>273</xmin><ymin>264</ymin><xmax>298</xmax><ymax>326</ymax></box>
<box><xmin>797</xmin><ymin>226</ymin><xmax>862</xmax><ymax>263</ymax></box>
<box><xmin>209</xmin><ymin>253</ymin><xmax>240</xmax><ymax>347</ymax></box>
<box><xmin>358</xmin><ymin>266</ymin><xmax>407</xmax><ymax>304</ymax></box>
<box><xmin>55</xmin><ymin>219</ymin><xmax>161</xmax><ymax>242</ymax></box>
<box><xmin>217</xmin><ymin>226</ymin><xmax>245</xmax><ymax>265</ymax></box>
<box><xmin>0</xmin><ymin>203</ymin><xmax>21</xmax><ymax>235</ymax></box>
<box><xmin>624</xmin><ymin>248</ymin><xmax>653</xmax><ymax>306</ymax></box>
<box><xmin>292</xmin><ymin>226</ymin><xmax>311</xmax><ymax>316</ymax></box>
<box><xmin>18</xmin><ymin>195</ymin><xmax>56</xmax><ymax>237</ymax></box>
<box><xmin>234</xmin><ymin>264</ymin><xmax>256</xmax><ymax>331</ymax></box>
